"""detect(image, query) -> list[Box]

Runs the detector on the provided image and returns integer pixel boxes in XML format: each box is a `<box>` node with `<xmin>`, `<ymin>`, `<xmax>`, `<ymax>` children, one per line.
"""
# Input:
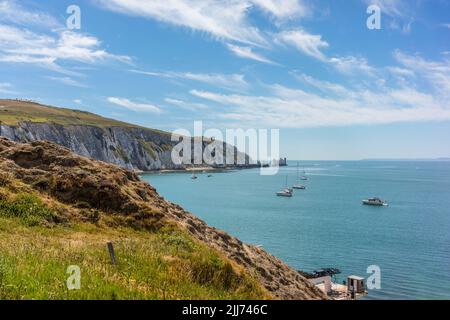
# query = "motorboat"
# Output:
<box><xmin>277</xmin><ymin>188</ymin><xmax>293</xmax><ymax>197</ymax></box>
<box><xmin>362</xmin><ymin>198</ymin><xmax>388</xmax><ymax>206</ymax></box>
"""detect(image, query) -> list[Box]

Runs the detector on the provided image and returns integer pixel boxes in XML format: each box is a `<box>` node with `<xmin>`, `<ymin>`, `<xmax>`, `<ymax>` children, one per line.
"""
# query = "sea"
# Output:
<box><xmin>141</xmin><ymin>160</ymin><xmax>450</xmax><ymax>300</ymax></box>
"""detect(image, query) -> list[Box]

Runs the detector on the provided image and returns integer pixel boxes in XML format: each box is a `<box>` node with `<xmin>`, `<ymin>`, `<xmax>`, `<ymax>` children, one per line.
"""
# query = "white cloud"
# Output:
<box><xmin>164</xmin><ymin>98</ymin><xmax>209</xmax><ymax>111</ymax></box>
<box><xmin>0</xmin><ymin>82</ymin><xmax>16</xmax><ymax>94</ymax></box>
<box><xmin>291</xmin><ymin>72</ymin><xmax>352</xmax><ymax>96</ymax></box>
<box><xmin>227</xmin><ymin>44</ymin><xmax>277</xmax><ymax>65</ymax></box>
<box><xmin>73</xmin><ymin>99</ymin><xmax>83</xmax><ymax>104</ymax></box>
<box><xmin>97</xmin><ymin>0</ymin><xmax>315</xmax><ymax>48</ymax></box>
<box><xmin>394</xmin><ymin>50</ymin><xmax>450</xmax><ymax>96</ymax></box>
<box><xmin>442</xmin><ymin>24</ymin><xmax>450</xmax><ymax>29</ymax></box>
<box><xmin>46</xmin><ymin>76</ymin><xmax>87</xmax><ymax>88</ymax></box>
<box><xmin>329</xmin><ymin>55</ymin><xmax>376</xmax><ymax>76</ymax></box>
<box><xmin>276</xmin><ymin>29</ymin><xmax>329</xmax><ymax>61</ymax></box>
<box><xmin>0</xmin><ymin>0</ymin><xmax>61</xmax><ymax>29</ymax></box>
<box><xmin>250</xmin><ymin>0</ymin><xmax>310</xmax><ymax>20</ymax></box>
<box><xmin>363</xmin><ymin>0</ymin><xmax>415</xmax><ymax>33</ymax></box>
<box><xmin>0</xmin><ymin>23</ymin><xmax>131</xmax><ymax>74</ymax></box>
<box><xmin>190</xmin><ymin>71</ymin><xmax>450</xmax><ymax>128</ymax></box>
<box><xmin>97</xmin><ymin>0</ymin><xmax>269</xmax><ymax>47</ymax></box>
<box><xmin>386</xmin><ymin>66</ymin><xmax>415</xmax><ymax>77</ymax></box>
<box><xmin>107</xmin><ymin>97</ymin><xmax>163</xmax><ymax>113</ymax></box>
<box><xmin>365</xmin><ymin>0</ymin><xmax>406</xmax><ymax>18</ymax></box>
<box><xmin>130</xmin><ymin>69</ymin><xmax>248</xmax><ymax>90</ymax></box>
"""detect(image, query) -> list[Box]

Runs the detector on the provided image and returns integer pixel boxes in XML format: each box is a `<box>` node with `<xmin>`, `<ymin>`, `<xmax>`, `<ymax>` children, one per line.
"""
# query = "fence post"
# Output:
<box><xmin>107</xmin><ymin>241</ymin><xmax>117</xmax><ymax>266</ymax></box>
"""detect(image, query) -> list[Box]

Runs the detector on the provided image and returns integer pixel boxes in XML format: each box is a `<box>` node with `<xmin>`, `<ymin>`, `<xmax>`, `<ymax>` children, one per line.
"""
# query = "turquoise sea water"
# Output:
<box><xmin>141</xmin><ymin>161</ymin><xmax>450</xmax><ymax>300</ymax></box>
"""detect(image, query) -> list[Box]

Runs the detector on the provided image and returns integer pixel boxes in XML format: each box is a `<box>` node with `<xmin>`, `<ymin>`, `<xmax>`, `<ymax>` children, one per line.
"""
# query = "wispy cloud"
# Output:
<box><xmin>274</xmin><ymin>29</ymin><xmax>376</xmax><ymax>77</ymax></box>
<box><xmin>386</xmin><ymin>66</ymin><xmax>415</xmax><ymax>77</ymax></box>
<box><xmin>130</xmin><ymin>69</ymin><xmax>249</xmax><ymax>90</ymax></box>
<box><xmin>96</xmin><ymin>0</ymin><xmax>316</xmax><ymax>55</ymax></box>
<box><xmin>328</xmin><ymin>55</ymin><xmax>376</xmax><ymax>76</ymax></box>
<box><xmin>0</xmin><ymin>25</ymin><xmax>131</xmax><ymax>66</ymax></box>
<box><xmin>365</xmin><ymin>0</ymin><xmax>406</xmax><ymax>18</ymax></box>
<box><xmin>291</xmin><ymin>71</ymin><xmax>352</xmax><ymax>96</ymax></box>
<box><xmin>46</xmin><ymin>76</ymin><xmax>88</xmax><ymax>88</ymax></box>
<box><xmin>394</xmin><ymin>50</ymin><xmax>450</xmax><ymax>97</ymax></box>
<box><xmin>190</xmin><ymin>53</ymin><xmax>450</xmax><ymax>129</ymax></box>
<box><xmin>251</xmin><ymin>0</ymin><xmax>310</xmax><ymax>20</ymax></box>
<box><xmin>107</xmin><ymin>97</ymin><xmax>163</xmax><ymax>113</ymax></box>
<box><xmin>363</xmin><ymin>0</ymin><xmax>416</xmax><ymax>33</ymax></box>
<box><xmin>0</xmin><ymin>0</ymin><xmax>61</xmax><ymax>29</ymax></box>
<box><xmin>275</xmin><ymin>29</ymin><xmax>329</xmax><ymax>61</ymax></box>
<box><xmin>97</xmin><ymin>0</ymin><xmax>269</xmax><ymax>47</ymax></box>
<box><xmin>227</xmin><ymin>44</ymin><xmax>277</xmax><ymax>65</ymax></box>
<box><xmin>0</xmin><ymin>82</ymin><xmax>17</xmax><ymax>94</ymax></box>
<box><xmin>164</xmin><ymin>98</ymin><xmax>209</xmax><ymax>111</ymax></box>
<box><xmin>0</xmin><ymin>2</ymin><xmax>131</xmax><ymax>75</ymax></box>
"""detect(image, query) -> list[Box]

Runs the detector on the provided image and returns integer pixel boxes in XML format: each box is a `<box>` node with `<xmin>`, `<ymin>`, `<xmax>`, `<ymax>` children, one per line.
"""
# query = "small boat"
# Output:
<box><xmin>293</xmin><ymin>162</ymin><xmax>307</xmax><ymax>189</ymax></box>
<box><xmin>300</xmin><ymin>166</ymin><xmax>308</xmax><ymax>180</ymax></box>
<box><xmin>191</xmin><ymin>171</ymin><xmax>198</xmax><ymax>180</ymax></box>
<box><xmin>362</xmin><ymin>198</ymin><xmax>388</xmax><ymax>206</ymax></box>
<box><xmin>277</xmin><ymin>176</ymin><xmax>293</xmax><ymax>197</ymax></box>
<box><xmin>277</xmin><ymin>188</ymin><xmax>293</xmax><ymax>197</ymax></box>
<box><xmin>207</xmin><ymin>174</ymin><xmax>213</xmax><ymax>178</ymax></box>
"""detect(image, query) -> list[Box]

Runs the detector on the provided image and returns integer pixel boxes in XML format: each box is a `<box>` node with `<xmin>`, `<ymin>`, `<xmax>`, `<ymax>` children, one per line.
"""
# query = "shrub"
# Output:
<box><xmin>0</xmin><ymin>172</ymin><xmax>12</xmax><ymax>187</ymax></box>
<box><xmin>0</xmin><ymin>193</ymin><xmax>60</xmax><ymax>226</ymax></box>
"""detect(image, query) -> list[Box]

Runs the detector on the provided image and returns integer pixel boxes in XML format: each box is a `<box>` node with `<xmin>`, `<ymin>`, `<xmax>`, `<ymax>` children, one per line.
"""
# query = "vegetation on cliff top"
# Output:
<box><xmin>0</xmin><ymin>99</ymin><xmax>168</xmax><ymax>135</ymax></box>
<box><xmin>0</xmin><ymin>137</ymin><xmax>268</xmax><ymax>300</ymax></box>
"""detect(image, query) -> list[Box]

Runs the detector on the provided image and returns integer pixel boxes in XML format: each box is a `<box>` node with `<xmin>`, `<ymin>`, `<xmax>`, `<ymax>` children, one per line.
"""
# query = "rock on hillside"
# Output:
<box><xmin>0</xmin><ymin>137</ymin><xmax>325</xmax><ymax>300</ymax></box>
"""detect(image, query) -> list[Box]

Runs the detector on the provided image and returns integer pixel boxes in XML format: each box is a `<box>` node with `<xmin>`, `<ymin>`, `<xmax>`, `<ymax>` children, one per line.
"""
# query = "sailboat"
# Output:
<box><xmin>293</xmin><ymin>162</ymin><xmax>307</xmax><ymax>190</ymax></box>
<box><xmin>300</xmin><ymin>166</ymin><xmax>308</xmax><ymax>181</ymax></box>
<box><xmin>277</xmin><ymin>175</ymin><xmax>293</xmax><ymax>197</ymax></box>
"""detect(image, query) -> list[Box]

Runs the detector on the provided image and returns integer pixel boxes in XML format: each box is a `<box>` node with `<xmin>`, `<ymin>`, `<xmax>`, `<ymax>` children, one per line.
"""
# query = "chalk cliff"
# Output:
<box><xmin>0</xmin><ymin>99</ymin><xmax>253</xmax><ymax>171</ymax></box>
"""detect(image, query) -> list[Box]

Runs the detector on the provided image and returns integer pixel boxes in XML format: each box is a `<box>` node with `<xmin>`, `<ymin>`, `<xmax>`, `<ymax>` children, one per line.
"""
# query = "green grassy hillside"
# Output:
<box><xmin>0</xmin><ymin>218</ymin><xmax>267</xmax><ymax>300</ymax></box>
<box><xmin>0</xmin><ymin>99</ymin><xmax>169</xmax><ymax>137</ymax></box>
<box><xmin>0</xmin><ymin>137</ymin><xmax>269</xmax><ymax>300</ymax></box>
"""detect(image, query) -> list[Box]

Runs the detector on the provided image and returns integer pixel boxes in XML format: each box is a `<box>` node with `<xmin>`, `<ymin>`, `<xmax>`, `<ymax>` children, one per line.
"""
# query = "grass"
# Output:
<box><xmin>0</xmin><ymin>219</ymin><xmax>268</xmax><ymax>300</ymax></box>
<box><xmin>0</xmin><ymin>130</ymin><xmax>269</xmax><ymax>300</ymax></box>
<box><xmin>0</xmin><ymin>193</ymin><xmax>62</xmax><ymax>227</ymax></box>
<box><xmin>0</xmin><ymin>99</ymin><xmax>170</xmax><ymax>137</ymax></box>
<box><xmin>0</xmin><ymin>176</ymin><xmax>268</xmax><ymax>300</ymax></box>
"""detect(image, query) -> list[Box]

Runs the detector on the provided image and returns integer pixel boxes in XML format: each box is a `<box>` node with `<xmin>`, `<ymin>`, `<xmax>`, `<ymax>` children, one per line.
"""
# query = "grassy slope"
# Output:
<box><xmin>0</xmin><ymin>170</ymin><xmax>269</xmax><ymax>300</ymax></box>
<box><xmin>0</xmin><ymin>219</ymin><xmax>267</xmax><ymax>300</ymax></box>
<box><xmin>0</xmin><ymin>99</ymin><xmax>169</xmax><ymax>136</ymax></box>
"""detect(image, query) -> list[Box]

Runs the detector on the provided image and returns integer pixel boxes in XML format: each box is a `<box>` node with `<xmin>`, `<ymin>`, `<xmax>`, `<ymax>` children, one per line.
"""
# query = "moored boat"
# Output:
<box><xmin>293</xmin><ymin>162</ymin><xmax>307</xmax><ymax>189</ymax></box>
<box><xmin>277</xmin><ymin>176</ymin><xmax>293</xmax><ymax>197</ymax></box>
<box><xmin>362</xmin><ymin>197</ymin><xmax>388</xmax><ymax>206</ymax></box>
<box><xmin>277</xmin><ymin>189</ymin><xmax>293</xmax><ymax>197</ymax></box>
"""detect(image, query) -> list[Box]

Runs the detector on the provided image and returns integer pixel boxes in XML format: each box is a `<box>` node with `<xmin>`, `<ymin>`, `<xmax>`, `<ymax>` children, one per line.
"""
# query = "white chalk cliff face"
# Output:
<box><xmin>1</xmin><ymin>122</ymin><xmax>253</xmax><ymax>171</ymax></box>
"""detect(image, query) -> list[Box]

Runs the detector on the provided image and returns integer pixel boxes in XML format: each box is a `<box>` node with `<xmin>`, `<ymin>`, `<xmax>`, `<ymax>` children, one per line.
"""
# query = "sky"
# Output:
<box><xmin>0</xmin><ymin>0</ymin><xmax>449</xmax><ymax>160</ymax></box>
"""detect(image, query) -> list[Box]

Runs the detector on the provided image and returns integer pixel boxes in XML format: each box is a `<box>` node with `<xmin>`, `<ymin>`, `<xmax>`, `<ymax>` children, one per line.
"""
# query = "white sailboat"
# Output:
<box><xmin>277</xmin><ymin>175</ymin><xmax>293</xmax><ymax>197</ymax></box>
<box><xmin>300</xmin><ymin>166</ymin><xmax>308</xmax><ymax>181</ymax></box>
<box><xmin>293</xmin><ymin>162</ymin><xmax>307</xmax><ymax>190</ymax></box>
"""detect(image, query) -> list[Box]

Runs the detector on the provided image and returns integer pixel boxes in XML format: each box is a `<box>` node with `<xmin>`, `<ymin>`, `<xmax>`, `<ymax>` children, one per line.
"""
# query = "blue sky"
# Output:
<box><xmin>0</xmin><ymin>0</ymin><xmax>449</xmax><ymax>160</ymax></box>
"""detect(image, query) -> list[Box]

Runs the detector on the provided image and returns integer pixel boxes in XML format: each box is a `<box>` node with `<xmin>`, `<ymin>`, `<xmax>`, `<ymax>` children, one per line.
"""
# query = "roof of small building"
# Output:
<box><xmin>348</xmin><ymin>275</ymin><xmax>365</xmax><ymax>280</ymax></box>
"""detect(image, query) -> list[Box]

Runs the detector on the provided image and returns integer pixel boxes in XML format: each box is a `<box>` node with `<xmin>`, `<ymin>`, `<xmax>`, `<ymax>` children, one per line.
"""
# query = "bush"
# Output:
<box><xmin>0</xmin><ymin>172</ymin><xmax>12</xmax><ymax>187</ymax></box>
<box><xmin>0</xmin><ymin>193</ymin><xmax>60</xmax><ymax>226</ymax></box>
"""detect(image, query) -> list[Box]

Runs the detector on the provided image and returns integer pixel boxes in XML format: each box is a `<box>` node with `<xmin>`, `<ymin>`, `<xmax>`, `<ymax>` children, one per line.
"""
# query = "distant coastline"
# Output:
<box><xmin>361</xmin><ymin>158</ymin><xmax>450</xmax><ymax>161</ymax></box>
